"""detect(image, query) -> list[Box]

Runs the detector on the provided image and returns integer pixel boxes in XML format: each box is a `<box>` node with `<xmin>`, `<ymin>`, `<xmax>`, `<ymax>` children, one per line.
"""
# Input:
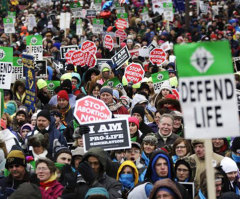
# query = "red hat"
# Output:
<box><xmin>57</xmin><ymin>90</ymin><xmax>69</xmax><ymax>101</ymax></box>
<box><xmin>0</xmin><ymin>119</ymin><xmax>6</xmax><ymax>130</ymax></box>
<box><xmin>128</xmin><ymin>117</ymin><xmax>139</xmax><ymax>129</ymax></box>
<box><xmin>165</xmin><ymin>94</ymin><xmax>177</xmax><ymax>100</ymax></box>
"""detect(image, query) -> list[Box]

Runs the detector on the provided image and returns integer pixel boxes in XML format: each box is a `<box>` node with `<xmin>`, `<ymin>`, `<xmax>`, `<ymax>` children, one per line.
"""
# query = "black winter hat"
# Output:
<box><xmin>61</xmin><ymin>79</ymin><xmax>72</xmax><ymax>94</ymax></box>
<box><xmin>37</xmin><ymin>110</ymin><xmax>51</xmax><ymax>122</ymax></box>
<box><xmin>54</xmin><ymin>146</ymin><xmax>72</xmax><ymax>161</ymax></box>
<box><xmin>131</xmin><ymin>105</ymin><xmax>145</xmax><ymax>121</ymax></box>
<box><xmin>175</xmin><ymin>159</ymin><xmax>192</xmax><ymax>181</ymax></box>
<box><xmin>231</xmin><ymin>137</ymin><xmax>240</xmax><ymax>154</ymax></box>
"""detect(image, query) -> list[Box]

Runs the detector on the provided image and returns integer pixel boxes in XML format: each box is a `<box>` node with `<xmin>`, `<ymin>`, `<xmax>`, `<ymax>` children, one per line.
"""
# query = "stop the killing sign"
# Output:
<box><xmin>104</xmin><ymin>35</ymin><xmax>114</xmax><ymax>51</ymax></box>
<box><xmin>124</xmin><ymin>63</ymin><xmax>145</xmax><ymax>84</ymax></box>
<box><xmin>150</xmin><ymin>48</ymin><xmax>167</xmax><ymax>66</ymax></box>
<box><xmin>74</xmin><ymin>96</ymin><xmax>112</xmax><ymax>124</ymax></box>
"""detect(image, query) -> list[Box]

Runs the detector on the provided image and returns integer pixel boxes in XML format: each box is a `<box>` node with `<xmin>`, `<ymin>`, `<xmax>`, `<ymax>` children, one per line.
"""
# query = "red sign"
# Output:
<box><xmin>84</xmin><ymin>51</ymin><xmax>96</xmax><ymax>68</ymax></box>
<box><xmin>149</xmin><ymin>48</ymin><xmax>167</xmax><ymax>66</ymax></box>
<box><xmin>129</xmin><ymin>49</ymin><xmax>139</xmax><ymax>58</ymax></box>
<box><xmin>115</xmin><ymin>19</ymin><xmax>128</xmax><ymax>30</ymax></box>
<box><xmin>104</xmin><ymin>35</ymin><xmax>114</xmax><ymax>51</ymax></box>
<box><xmin>74</xmin><ymin>96</ymin><xmax>112</xmax><ymax>124</ymax></box>
<box><xmin>65</xmin><ymin>50</ymin><xmax>75</xmax><ymax>64</ymax></box>
<box><xmin>71</xmin><ymin>50</ymin><xmax>85</xmax><ymax>66</ymax></box>
<box><xmin>115</xmin><ymin>30</ymin><xmax>127</xmax><ymax>43</ymax></box>
<box><xmin>81</xmin><ymin>40</ymin><xmax>97</xmax><ymax>55</ymax></box>
<box><xmin>172</xmin><ymin>89</ymin><xmax>179</xmax><ymax>100</ymax></box>
<box><xmin>124</xmin><ymin>63</ymin><xmax>145</xmax><ymax>84</ymax></box>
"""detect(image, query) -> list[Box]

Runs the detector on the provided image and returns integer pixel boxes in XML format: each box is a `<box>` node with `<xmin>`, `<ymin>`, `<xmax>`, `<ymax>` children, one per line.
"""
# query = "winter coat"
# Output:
<box><xmin>148</xmin><ymin>122</ymin><xmax>159</xmax><ymax>133</ymax></box>
<box><xmin>127</xmin><ymin>182</ymin><xmax>153</xmax><ymax>199</ymax></box>
<box><xmin>0</xmin><ymin>129</ymin><xmax>20</xmax><ymax>153</ymax></box>
<box><xmin>149</xmin><ymin>178</ymin><xmax>182</xmax><ymax>199</ymax></box>
<box><xmin>27</xmin><ymin>117</ymin><xmax>67</xmax><ymax>158</ymax></box>
<box><xmin>155</xmin><ymin>132</ymin><xmax>180</xmax><ymax>148</ymax></box>
<box><xmin>0</xmin><ymin>172</ymin><xmax>30</xmax><ymax>198</ymax></box>
<box><xmin>82</xmin><ymin>147</ymin><xmax>122</xmax><ymax>199</ymax></box>
<box><xmin>39</xmin><ymin>174</ymin><xmax>64</xmax><ymax>199</ymax></box>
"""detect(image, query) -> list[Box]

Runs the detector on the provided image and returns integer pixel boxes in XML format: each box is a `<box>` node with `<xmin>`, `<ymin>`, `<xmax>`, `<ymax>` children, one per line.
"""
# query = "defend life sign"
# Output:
<box><xmin>12</xmin><ymin>57</ymin><xmax>23</xmax><ymax>83</ymax></box>
<box><xmin>26</xmin><ymin>35</ymin><xmax>43</xmax><ymax>61</ymax></box>
<box><xmin>0</xmin><ymin>47</ymin><xmax>13</xmax><ymax>89</ymax></box>
<box><xmin>83</xmin><ymin>118</ymin><xmax>131</xmax><ymax>152</ymax></box>
<box><xmin>174</xmin><ymin>41</ymin><xmax>239</xmax><ymax>139</ymax></box>
<box><xmin>151</xmin><ymin>71</ymin><xmax>169</xmax><ymax>93</ymax></box>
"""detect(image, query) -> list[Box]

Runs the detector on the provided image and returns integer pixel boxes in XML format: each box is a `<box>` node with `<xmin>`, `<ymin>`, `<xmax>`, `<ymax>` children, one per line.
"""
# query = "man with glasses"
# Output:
<box><xmin>0</xmin><ymin>146</ymin><xmax>30</xmax><ymax>198</ymax></box>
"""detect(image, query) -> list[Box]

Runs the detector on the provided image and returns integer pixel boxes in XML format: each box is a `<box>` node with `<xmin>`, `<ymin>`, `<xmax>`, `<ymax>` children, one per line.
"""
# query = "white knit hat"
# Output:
<box><xmin>159</xmin><ymin>80</ymin><xmax>172</xmax><ymax>94</ymax></box>
<box><xmin>220</xmin><ymin>157</ymin><xmax>238</xmax><ymax>173</ymax></box>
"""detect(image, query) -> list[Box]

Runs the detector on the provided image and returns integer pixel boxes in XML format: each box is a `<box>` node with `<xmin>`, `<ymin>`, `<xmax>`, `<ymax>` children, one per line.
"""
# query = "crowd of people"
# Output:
<box><xmin>1</xmin><ymin>0</ymin><xmax>240</xmax><ymax>198</ymax></box>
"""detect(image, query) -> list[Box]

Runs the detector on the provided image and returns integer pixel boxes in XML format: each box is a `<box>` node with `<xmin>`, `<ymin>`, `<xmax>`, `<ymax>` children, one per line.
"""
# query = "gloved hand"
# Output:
<box><xmin>60</xmin><ymin>164</ymin><xmax>77</xmax><ymax>191</ymax></box>
<box><xmin>78</xmin><ymin>161</ymin><xmax>95</xmax><ymax>185</ymax></box>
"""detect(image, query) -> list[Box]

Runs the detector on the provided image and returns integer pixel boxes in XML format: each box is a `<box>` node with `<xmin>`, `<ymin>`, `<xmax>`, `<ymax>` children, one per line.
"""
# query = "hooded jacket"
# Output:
<box><xmin>149</xmin><ymin>178</ymin><xmax>182</xmax><ymax>199</ymax></box>
<box><xmin>82</xmin><ymin>147</ymin><xmax>122</xmax><ymax>199</ymax></box>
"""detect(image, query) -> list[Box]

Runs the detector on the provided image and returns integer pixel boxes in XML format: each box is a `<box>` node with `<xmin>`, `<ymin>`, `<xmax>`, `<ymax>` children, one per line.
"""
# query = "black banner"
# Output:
<box><xmin>111</xmin><ymin>46</ymin><xmax>130</xmax><ymax>69</ymax></box>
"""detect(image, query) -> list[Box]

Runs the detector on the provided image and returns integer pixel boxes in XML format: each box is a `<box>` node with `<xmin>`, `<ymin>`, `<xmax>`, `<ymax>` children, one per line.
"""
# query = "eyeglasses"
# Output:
<box><xmin>129</xmin><ymin>123</ymin><xmax>136</xmax><ymax>127</ymax></box>
<box><xmin>9</xmin><ymin>164</ymin><xmax>20</xmax><ymax>169</ymax></box>
<box><xmin>177</xmin><ymin>168</ymin><xmax>189</xmax><ymax>173</ymax></box>
<box><xmin>126</xmin><ymin>149</ymin><xmax>140</xmax><ymax>154</ymax></box>
<box><xmin>176</xmin><ymin>145</ymin><xmax>186</xmax><ymax>149</ymax></box>
<box><xmin>36</xmin><ymin>167</ymin><xmax>49</xmax><ymax>172</ymax></box>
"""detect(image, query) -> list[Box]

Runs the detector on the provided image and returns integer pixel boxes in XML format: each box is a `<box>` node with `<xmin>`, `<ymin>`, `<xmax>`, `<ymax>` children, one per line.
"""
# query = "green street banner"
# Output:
<box><xmin>92</xmin><ymin>18</ymin><xmax>104</xmax><ymax>34</ymax></box>
<box><xmin>174</xmin><ymin>40</ymin><xmax>239</xmax><ymax>139</ymax></box>
<box><xmin>0</xmin><ymin>47</ymin><xmax>13</xmax><ymax>89</ymax></box>
<box><xmin>151</xmin><ymin>71</ymin><xmax>169</xmax><ymax>93</ymax></box>
<box><xmin>12</xmin><ymin>57</ymin><xmax>23</xmax><ymax>83</ymax></box>
<box><xmin>26</xmin><ymin>35</ymin><xmax>43</xmax><ymax>61</ymax></box>
<box><xmin>3</xmin><ymin>17</ymin><xmax>15</xmax><ymax>33</ymax></box>
<box><xmin>46</xmin><ymin>80</ymin><xmax>60</xmax><ymax>96</ymax></box>
<box><xmin>76</xmin><ymin>19</ymin><xmax>83</xmax><ymax>36</ymax></box>
<box><xmin>103</xmin><ymin>77</ymin><xmax>123</xmax><ymax>90</ymax></box>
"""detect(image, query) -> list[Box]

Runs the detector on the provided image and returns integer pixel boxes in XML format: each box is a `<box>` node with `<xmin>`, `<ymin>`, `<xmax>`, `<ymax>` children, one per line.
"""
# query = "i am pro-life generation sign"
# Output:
<box><xmin>175</xmin><ymin>41</ymin><xmax>239</xmax><ymax>139</ymax></box>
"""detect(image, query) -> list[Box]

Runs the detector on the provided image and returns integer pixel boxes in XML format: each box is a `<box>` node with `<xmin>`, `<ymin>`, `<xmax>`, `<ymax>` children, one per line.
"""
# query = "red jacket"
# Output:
<box><xmin>40</xmin><ymin>180</ymin><xmax>64</xmax><ymax>199</ymax></box>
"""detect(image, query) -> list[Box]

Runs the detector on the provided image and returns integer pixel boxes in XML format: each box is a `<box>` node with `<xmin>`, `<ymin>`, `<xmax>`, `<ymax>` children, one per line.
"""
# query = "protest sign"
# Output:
<box><xmin>71</xmin><ymin>50</ymin><xmax>85</xmax><ymax>67</ymax></box>
<box><xmin>60</xmin><ymin>12</ymin><xmax>71</xmax><ymax>30</ymax></box>
<box><xmin>60</xmin><ymin>45</ymin><xmax>79</xmax><ymax>59</ymax></box>
<box><xmin>141</xmin><ymin>7</ymin><xmax>150</xmax><ymax>22</ymax></box>
<box><xmin>179</xmin><ymin>182</ymin><xmax>195</xmax><ymax>199</ymax></box>
<box><xmin>163</xmin><ymin>2</ymin><xmax>174</xmax><ymax>21</ymax></box>
<box><xmin>46</xmin><ymin>80</ymin><xmax>60</xmax><ymax>96</ymax></box>
<box><xmin>12</xmin><ymin>57</ymin><xmax>23</xmax><ymax>83</ymax></box>
<box><xmin>174</xmin><ymin>40</ymin><xmax>239</xmax><ymax>139</ymax></box>
<box><xmin>70</xmin><ymin>2</ymin><xmax>82</xmax><ymax>18</ymax></box>
<box><xmin>117</xmin><ymin>13</ymin><xmax>128</xmax><ymax>22</ymax></box>
<box><xmin>84</xmin><ymin>51</ymin><xmax>96</xmax><ymax>68</ymax></box>
<box><xmin>139</xmin><ymin>47</ymin><xmax>150</xmax><ymax>57</ymax></box>
<box><xmin>76</xmin><ymin>19</ymin><xmax>83</xmax><ymax>36</ymax></box>
<box><xmin>151</xmin><ymin>71</ymin><xmax>170</xmax><ymax>93</ymax></box>
<box><xmin>0</xmin><ymin>47</ymin><xmax>13</xmax><ymax>89</ymax></box>
<box><xmin>3</xmin><ymin>17</ymin><xmax>15</xmax><ymax>33</ymax></box>
<box><xmin>115</xmin><ymin>29</ymin><xmax>127</xmax><ymax>43</ymax></box>
<box><xmin>81</xmin><ymin>40</ymin><xmax>97</xmax><ymax>55</ymax></box>
<box><xmin>148</xmin><ymin>41</ymin><xmax>158</xmax><ymax>53</ymax></box>
<box><xmin>86</xmin><ymin>10</ymin><xmax>97</xmax><ymax>18</ymax></box>
<box><xmin>129</xmin><ymin>49</ymin><xmax>140</xmax><ymax>58</ymax></box>
<box><xmin>22</xmin><ymin>54</ymin><xmax>36</xmax><ymax>114</ymax></box>
<box><xmin>94</xmin><ymin>0</ymin><xmax>102</xmax><ymax>10</ymax></box>
<box><xmin>111</xmin><ymin>46</ymin><xmax>131</xmax><ymax>69</ymax></box>
<box><xmin>26</xmin><ymin>35</ymin><xmax>43</xmax><ymax>61</ymax></box>
<box><xmin>104</xmin><ymin>35</ymin><xmax>114</xmax><ymax>51</ymax></box>
<box><xmin>115</xmin><ymin>18</ymin><xmax>128</xmax><ymax>30</ymax></box>
<box><xmin>74</xmin><ymin>96</ymin><xmax>112</xmax><ymax>124</ymax></box>
<box><xmin>150</xmin><ymin>48</ymin><xmax>167</xmax><ymax>66</ymax></box>
<box><xmin>35</xmin><ymin>60</ymin><xmax>47</xmax><ymax>78</ymax></box>
<box><xmin>83</xmin><ymin>118</ymin><xmax>131</xmax><ymax>152</ymax></box>
<box><xmin>124</xmin><ymin>63</ymin><xmax>145</xmax><ymax>84</ymax></box>
<box><xmin>103</xmin><ymin>77</ymin><xmax>123</xmax><ymax>90</ymax></box>
<box><xmin>114</xmin><ymin>2</ymin><xmax>125</xmax><ymax>13</ymax></box>
<box><xmin>96</xmin><ymin>59</ymin><xmax>113</xmax><ymax>69</ymax></box>
<box><xmin>152</xmin><ymin>0</ymin><xmax>164</xmax><ymax>14</ymax></box>
<box><xmin>92</xmin><ymin>18</ymin><xmax>104</xmax><ymax>34</ymax></box>
<box><xmin>160</xmin><ymin>41</ymin><xmax>171</xmax><ymax>51</ymax></box>
<box><xmin>27</xmin><ymin>14</ymin><xmax>37</xmax><ymax>31</ymax></box>
<box><xmin>65</xmin><ymin>50</ymin><xmax>75</xmax><ymax>64</ymax></box>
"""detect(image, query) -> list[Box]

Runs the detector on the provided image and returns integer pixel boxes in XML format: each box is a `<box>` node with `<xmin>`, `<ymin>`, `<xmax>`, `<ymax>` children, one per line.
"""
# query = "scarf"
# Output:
<box><xmin>158</xmin><ymin>131</ymin><xmax>172</xmax><ymax>143</ymax></box>
<box><xmin>40</xmin><ymin>173</ymin><xmax>57</xmax><ymax>190</ymax></box>
<box><xmin>232</xmin><ymin>153</ymin><xmax>240</xmax><ymax>163</ymax></box>
<box><xmin>16</xmin><ymin>92</ymin><xmax>26</xmax><ymax>103</ymax></box>
<box><xmin>141</xmin><ymin>151</ymin><xmax>150</xmax><ymax>166</ymax></box>
<box><xmin>198</xmin><ymin>189</ymin><xmax>206</xmax><ymax>199</ymax></box>
<box><xmin>32</xmin><ymin>149</ymin><xmax>48</xmax><ymax>161</ymax></box>
<box><xmin>59</xmin><ymin>105</ymin><xmax>71</xmax><ymax>127</ymax></box>
<box><xmin>119</xmin><ymin>174</ymin><xmax>134</xmax><ymax>189</ymax></box>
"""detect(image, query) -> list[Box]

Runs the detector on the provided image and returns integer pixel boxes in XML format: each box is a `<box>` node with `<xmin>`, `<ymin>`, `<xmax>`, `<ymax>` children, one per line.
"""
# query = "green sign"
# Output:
<box><xmin>26</xmin><ymin>35</ymin><xmax>43</xmax><ymax>60</ymax></box>
<box><xmin>8</xmin><ymin>11</ymin><xmax>16</xmax><ymax>17</ymax></box>
<box><xmin>76</xmin><ymin>19</ymin><xmax>83</xmax><ymax>36</ymax></box>
<box><xmin>0</xmin><ymin>47</ymin><xmax>13</xmax><ymax>89</ymax></box>
<box><xmin>26</xmin><ymin>35</ymin><xmax>43</xmax><ymax>46</ymax></box>
<box><xmin>13</xmin><ymin>57</ymin><xmax>22</xmax><ymax>67</ymax></box>
<box><xmin>3</xmin><ymin>17</ymin><xmax>13</xmax><ymax>24</ymax></box>
<box><xmin>92</xmin><ymin>18</ymin><xmax>104</xmax><ymax>34</ymax></box>
<box><xmin>12</xmin><ymin>57</ymin><xmax>23</xmax><ymax>83</ymax></box>
<box><xmin>174</xmin><ymin>40</ymin><xmax>239</xmax><ymax>139</ymax></box>
<box><xmin>117</xmin><ymin>13</ymin><xmax>128</xmax><ymax>19</ymax></box>
<box><xmin>163</xmin><ymin>2</ymin><xmax>173</xmax><ymax>9</ymax></box>
<box><xmin>70</xmin><ymin>2</ymin><xmax>81</xmax><ymax>8</ymax></box>
<box><xmin>151</xmin><ymin>71</ymin><xmax>169</xmax><ymax>93</ymax></box>
<box><xmin>94</xmin><ymin>0</ymin><xmax>101</xmax><ymax>3</ymax></box>
<box><xmin>46</xmin><ymin>80</ymin><xmax>60</xmax><ymax>96</ymax></box>
<box><xmin>103</xmin><ymin>77</ymin><xmax>123</xmax><ymax>90</ymax></box>
<box><xmin>93</xmin><ymin>18</ymin><xmax>104</xmax><ymax>25</ymax></box>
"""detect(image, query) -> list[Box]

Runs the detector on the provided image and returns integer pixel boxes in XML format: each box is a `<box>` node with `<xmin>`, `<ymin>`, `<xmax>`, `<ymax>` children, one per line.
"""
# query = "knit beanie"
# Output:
<box><xmin>143</xmin><ymin>133</ymin><xmax>158</xmax><ymax>145</ymax></box>
<box><xmin>100</xmin><ymin>87</ymin><xmax>113</xmax><ymax>96</ymax></box>
<box><xmin>54</xmin><ymin>146</ymin><xmax>72</xmax><ymax>161</ymax></box>
<box><xmin>131</xmin><ymin>105</ymin><xmax>145</xmax><ymax>121</ymax></box>
<box><xmin>21</xmin><ymin>123</ymin><xmax>33</xmax><ymax>133</ymax></box>
<box><xmin>159</xmin><ymin>80</ymin><xmax>172</xmax><ymax>94</ymax></box>
<box><xmin>37</xmin><ymin>79</ymin><xmax>47</xmax><ymax>90</ymax></box>
<box><xmin>231</xmin><ymin>137</ymin><xmax>240</xmax><ymax>154</ymax></box>
<box><xmin>85</xmin><ymin>187</ymin><xmax>109</xmax><ymax>199</ymax></box>
<box><xmin>57</xmin><ymin>90</ymin><xmax>69</xmax><ymax>101</ymax></box>
<box><xmin>60</xmin><ymin>73</ymin><xmax>72</xmax><ymax>81</ymax></box>
<box><xmin>60</xmin><ymin>79</ymin><xmax>72</xmax><ymax>94</ymax></box>
<box><xmin>4</xmin><ymin>101</ymin><xmax>17</xmax><ymax>116</ymax></box>
<box><xmin>101</xmin><ymin>63</ymin><xmax>111</xmax><ymax>73</ymax></box>
<box><xmin>6</xmin><ymin>146</ymin><xmax>26</xmax><ymax>169</ymax></box>
<box><xmin>37</xmin><ymin>110</ymin><xmax>51</xmax><ymax>122</ymax></box>
<box><xmin>128</xmin><ymin>117</ymin><xmax>139</xmax><ymax>129</ymax></box>
<box><xmin>221</xmin><ymin>157</ymin><xmax>238</xmax><ymax>173</ymax></box>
